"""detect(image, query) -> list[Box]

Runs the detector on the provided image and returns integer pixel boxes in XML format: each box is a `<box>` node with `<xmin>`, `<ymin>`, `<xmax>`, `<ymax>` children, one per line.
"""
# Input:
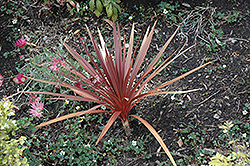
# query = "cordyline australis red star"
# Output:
<box><xmin>23</xmin><ymin>20</ymin><xmax>212</xmax><ymax>165</ymax></box>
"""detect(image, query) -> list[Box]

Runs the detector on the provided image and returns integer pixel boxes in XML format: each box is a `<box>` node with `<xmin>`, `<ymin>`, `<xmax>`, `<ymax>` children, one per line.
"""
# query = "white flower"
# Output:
<box><xmin>132</xmin><ymin>140</ymin><xmax>137</xmax><ymax>146</ymax></box>
<box><xmin>171</xmin><ymin>95</ymin><xmax>175</xmax><ymax>100</ymax></box>
<box><xmin>12</xmin><ymin>18</ymin><xmax>17</xmax><ymax>24</ymax></box>
<box><xmin>4</xmin><ymin>123</ymin><xmax>10</xmax><ymax>129</ymax></box>
<box><xmin>163</xmin><ymin>9</ymin><xmax>168</xmax><ymax>14</ymax></box>
<box><xmin>223</xmin><ymin>65</ymin><xmax>226</xmax><ymax>68</ymax></box>
<box><xmin>3</xmin><ymin>101</ymin><xmax>9</xmax><ymax>108</ymax></box>
<box><xmin>79</xmin><ymin>116</ymin><xmax>85</xmax><ymax>123</ymax></box>
<box><xmin>108</xmin><ymin>140</ymin><xmax>111</xmax><ymax>143</ymax></box>
<box><xmin>7</xmin><ymin>112</ymin><xmax>15</xmax><ymax>116</ymax></box>
<box><xmin>120</xmin><ymin>36</ymin><xmax>124</xmax><ymax>40</ymax></box>
<box><xmin>12</xmin><ymin>120</ymin><xmax>16</xmax><ymax>126</ymax></box>
<box><xmin>63</xmin><ymin>141</ymin><xmax>67</xmax><ymax>146</ymax></box>
<box><xmin>85</xmin><ymin>6</ymin><xmax>88</xmax><ymax>10</ymax></box>
<box><xmin>242</xmin><ymin>133</ymin><xmax>247</xmax><ymax>138</ymax></box>
<box><xmin>125</xmin><ymin>43</ymin><xmax>129</xmax><ymax>48</ymax></box>
<box><xmin>93</xmin><ymin>159</ymin><xmax>97</xmax><ymax>162</ymax></box>
<box><xmin>200</xmin><ymin>153</ymin><xmax>204</xmax><ymax>156</ymax></box>
<box><xmin>101</xmin><ymin>105</ymin><xmax>106</xmax><ymax>110</ymax></box>
<box><xmin>84</xmin><ymin>144</ymin><xmax>90</xmax><ymax>148</ymax></box>
<box><xmin>76</xmin><ymin>106</ymin><xmax>80</xmax><ymax>110</ymax></box>
<box><xmin>65</xmin><ymin>100</ymin><xmax>69</xmax><ymax>104</ymax></box>
<box><xmin>223</xmin><ymin>129</ymin><xmax>228</xmax><ymax>133</ymax></box>
<box><xmin>128</xmin><ymin>16</ymin><xmax>133</xmax><ymax>20</ymax></box>
<box><xmin>60</xmin><ymin>151</ymin><xmax>65</xmax><ymax>155</ymax></box>
<box><xmin>242</xmin><ymin>110</ymin><xmax>248</xmax><ymax>115</ymax></box>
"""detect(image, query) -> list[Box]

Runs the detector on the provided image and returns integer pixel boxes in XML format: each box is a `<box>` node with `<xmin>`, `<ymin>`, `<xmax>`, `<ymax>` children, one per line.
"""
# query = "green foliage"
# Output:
<box><xmin>16</xmin><ymin>43</ymin><xmax>72</xmax><ymax>105</ymax></box>
<box><xmin>208</xmin><ymin>121</ymin><xmax>250</xmax><ymax>166</ymax></box>
<box><xmin>0</xmin><ymin>1</ymin><xmax>25</xmax><ymax>18</ymax></box>
<box><xmin>157</xmin><ymin>2</ymin><xmax>182</xmax><ymax>23</ymax></box>
<box><xmin>243</xmin><ymin>103</ymin><xmax>249</xmax><ymax>111</ymax></box>
<box><xmin>200</xmin><ymin>10</ymin><xmax>241</xmax><ymax>53</ymax></box>
<box><xmin>0</xmin><ymin>99</ymin><xmax>28</xmax><ymax>166</ymax></box>
<box><xmin>89</xmin><ymin>0</ymin><xmax>121</xmax><ymax>20</ymax></box>
<box><xmin>214</xmin><ymin>10</ymin><xmax>241</xmax><ymax>23</ymax></box>
<box><xmin>31</xmin><ymin>114</ymin><xmax>148</xmax><ymax>165</ymax></box>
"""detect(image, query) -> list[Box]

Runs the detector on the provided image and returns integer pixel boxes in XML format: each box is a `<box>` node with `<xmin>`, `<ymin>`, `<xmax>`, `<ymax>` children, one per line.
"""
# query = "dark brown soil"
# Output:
<box><xmin>0</xmin><ymin>0</ymin><xmax>249</xmax><ymax>165</ymax></box>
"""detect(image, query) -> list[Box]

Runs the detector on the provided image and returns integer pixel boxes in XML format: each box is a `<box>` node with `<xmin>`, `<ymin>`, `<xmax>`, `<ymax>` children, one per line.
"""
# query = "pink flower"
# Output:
<box><xmin>29</xmin><ymin>101</ymin><xmax>44</xmax><ymax>118</ymax></box>
<box><xmin>89</xmin><ymin>75</ymin><xmax>103</xmax><ymax>85</ymax></box>
<box><xmin>28</xmin><ymin>94</ymin><xmax>41</xmax><ymax>104</ymax></box>
<box><xmin>16</xmin><ymin>38</ymin><xmax>27</xmax><ymax>48</ymax></box>
<box><xmin>57</xmin><ymin>0</ymin><xmax>65</xmax><ymax>5</ymax></box>
<box><xmin>43</xmin><ymin>2</ymin><xmax>52</xmax><ymax>8</ymax></box>
<box><xmin>74</xmin><ymin>82</ymin><xmax>84</xmax><ymax>89</ymax></box>
<box><xmin>13</xmin><ymin>73</ymin><xmax>27</xmax><ymax>84</ymax></box>
<box><xmin>69</xmin><ymin>0</ymin><xmax>76</xmax><ymax>7</ymax></box>
<box><xmin>105</xmin><ymin>85</ymin><xmax>110</xmax><ymax>91</ymax></box>
<box><xmin>50</xmin><ymin>58</ymin><xmax>65</xmax><ymax>71</ymax></box>
<box><xmin>0</xmin><ymin>74</ymin><xmax>3</xmax><ymax>87</ymax></box>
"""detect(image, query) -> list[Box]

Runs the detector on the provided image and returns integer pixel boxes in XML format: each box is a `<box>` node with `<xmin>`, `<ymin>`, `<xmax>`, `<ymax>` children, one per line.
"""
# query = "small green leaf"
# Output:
<box><xmin>95</xmin><ymin>9</ymin><xmax>101</xmax><ymax>17</ymax></box>
<box><xmin>113</xmin><ymin>6</ymin><xmax>117</xmax><ymax>16</ymax></box>
<box><xmin>106</xmin><ymin>6</ymin><xmax>112</xmax><ymax>17</ymax></box>
<box><xmin>112</xmin><ymin>13</ymin><xmax>118</xmax><ymax>21</ymax></box>
<box><xmin>89</xmin><ymin>0</ymin><xmax>95</xmax><ymax>11</ymax></box>
<box><xmin>96</xmin><ymin>0</ymin><xmax>103</xmax><ymax>13</ymax></box>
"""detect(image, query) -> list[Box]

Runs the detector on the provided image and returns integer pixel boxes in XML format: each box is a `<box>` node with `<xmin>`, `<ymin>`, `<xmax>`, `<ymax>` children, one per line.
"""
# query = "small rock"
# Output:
<box><xmin>43</xmin><ymin>36</ymin><xmax>48</xmax><ymax>41</ymax></box>
<box><xmin>182</xmin><ymin>3</ymin><xmax>191</xmax><ymax>8</ymax></box>
<box><xmin>213</xmin><ymin>113</ymin><xmax>220</xmax><ymax>119</ymax></box>
<box><xmin>218</xmin><ymin>110</ymin><xmax>222</xmax><ymax>115</ymax></box>
<box><xmin>228</xmin><ymin>38</ymin><xmax>237</xmax><ymax>44</ymax></box>
<box><xmin>177</xmin><ymin>139</ymin><xmax>183</xmax><ymax>147</ymax></box>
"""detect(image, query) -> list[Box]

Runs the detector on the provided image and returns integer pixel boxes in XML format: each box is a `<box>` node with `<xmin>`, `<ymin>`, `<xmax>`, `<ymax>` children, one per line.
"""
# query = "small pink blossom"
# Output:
<box><xmin>74</xmin><ymin>82</ymin><xmax>84</xmax><ymax>89</ymax></box>
<box><xmin>1</xmin><ymin>96</ymin><xmax>8</xmax><ymax>102</ymax></box>
<box><xmin>57</xmin><ymin>0</ymin><xmax>65</xmax><ymax>5</ymax></box>
<box><xmin>89</xmin><ymin>75</ymin><xmax>103</xmax><ymax>85</ymax></box>
<box><xmin>50</xmin><ymin>58</ymin><xmax>65</xmax><ymax>71</ymax></box>
<box><xmin>28</xmin><ymin>94</ymin><xmax>41</xmax><ymax>104</ymax></box>
<box><xmin>0</xmin><ymin>74</ymin><xmax>3</xmax><ymax>87</ymax></box>
<box><xmin>69</xmin><ymin>0</ymin><xmax>76</xmax><ymax>7</ymax></box>
<box><xmin>44</xmin><ymin>2</ymin><xmax>52</xmax><ymax>8</ymax></box>
<box><xmin>13</xmin><ymin>73</ymin><xmax>27</xmax><ymax>84</ymax></box>
<box><xmin>29</xmin><ymin>101</ymin><xmax>44</xmax><ymax>118</ymax></box>
<box><xmin>16</xmin><ymin>38</ymin><xmax>27</xmax><ymax>48</ymax></box>
<box><xmin>105</xmin><ymin>85</ymin><xmax>110</xmax><ymax>91</ymax></box>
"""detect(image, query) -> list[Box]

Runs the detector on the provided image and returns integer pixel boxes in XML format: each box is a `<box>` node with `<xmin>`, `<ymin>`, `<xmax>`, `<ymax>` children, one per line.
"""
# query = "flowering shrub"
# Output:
<box><xmin>24</xmin><ymin>20</ymin><xmax>212</xmax><ymax>165</ymax></box>
<box><xmin>0</xmin><ymin>98</ymin><xmax>28</xmax><ymax>166</ymax></box>
<box><xmin>13</xmin><ymin>73</ymin><xmax>27</xmax><ymax>84</ymax></box>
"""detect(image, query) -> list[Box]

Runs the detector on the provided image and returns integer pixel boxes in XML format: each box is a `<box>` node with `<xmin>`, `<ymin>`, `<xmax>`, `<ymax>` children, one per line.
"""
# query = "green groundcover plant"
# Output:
<box><xmin>0</xmin><ymin>98</ymin><xmax>28</xmax><ymax>166</ymax></box>
<box><xmin>23</xmin><ymin>20</ymin><xmax>212</xmax><ymax>165</ymax></box>
<box><xmin>208</xmin><ymin>121</ymin><xmax>250</xmax><ymax>166</ymax></box>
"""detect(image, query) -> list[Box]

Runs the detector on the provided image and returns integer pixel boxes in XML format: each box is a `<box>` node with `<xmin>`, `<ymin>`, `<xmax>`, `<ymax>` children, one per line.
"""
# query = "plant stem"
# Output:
<box><xmin>123</xmin><ymin>120</ymin><xmax>131</xmax><ymax>136</ymax></box>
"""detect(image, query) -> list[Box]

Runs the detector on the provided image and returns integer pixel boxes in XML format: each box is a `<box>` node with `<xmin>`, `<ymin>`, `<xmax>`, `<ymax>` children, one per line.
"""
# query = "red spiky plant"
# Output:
<box><xmin>24</xmin><ymin>20</ymin><xmax>212</xmax><ymax>165</ymax></box>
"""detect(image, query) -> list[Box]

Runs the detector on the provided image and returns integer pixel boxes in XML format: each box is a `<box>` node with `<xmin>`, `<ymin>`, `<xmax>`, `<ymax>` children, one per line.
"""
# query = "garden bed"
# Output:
<box><xmin>0</xmin><ymin>0</ymin><xmax>249</xmax><ymax>165</ymax></box>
